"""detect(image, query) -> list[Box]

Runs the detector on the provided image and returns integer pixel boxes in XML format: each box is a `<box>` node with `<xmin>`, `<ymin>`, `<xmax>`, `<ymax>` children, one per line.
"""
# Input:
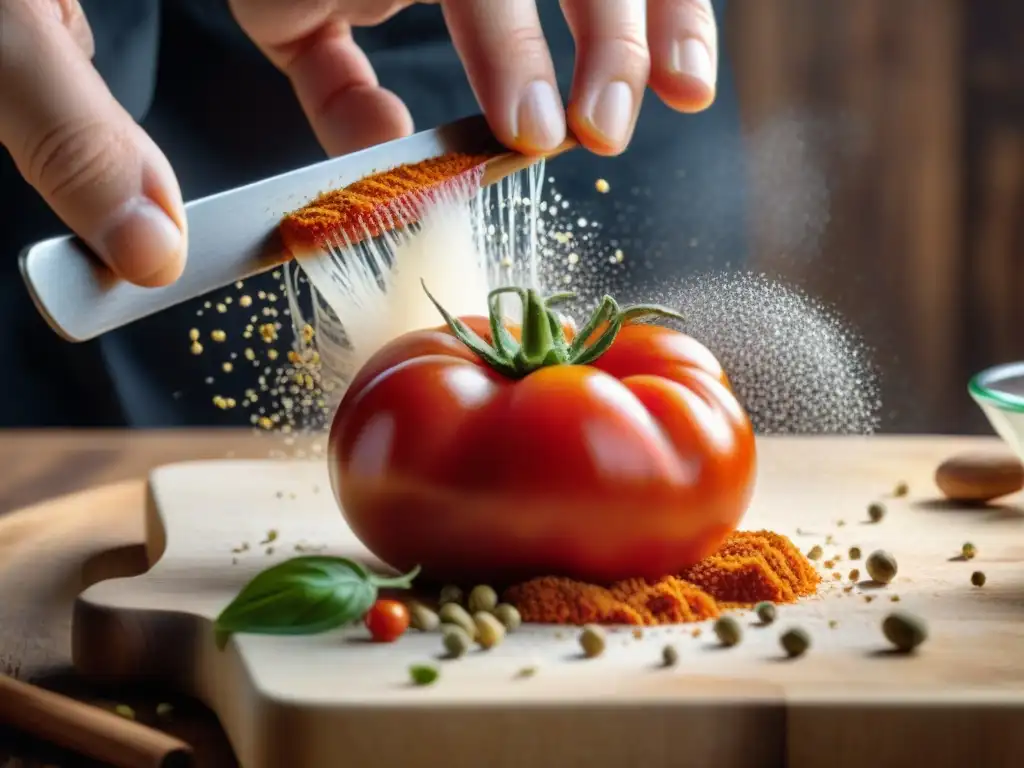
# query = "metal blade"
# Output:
<box><xmin>19</xmin><ymin>114</ymin><xmax>503</xmax><ymax>343</ymax></box>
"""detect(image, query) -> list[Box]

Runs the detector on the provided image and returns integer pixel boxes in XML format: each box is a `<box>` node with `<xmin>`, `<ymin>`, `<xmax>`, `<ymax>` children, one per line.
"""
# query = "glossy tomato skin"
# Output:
<box><xmin>365</xmin><ymin>599</ymin><xmax>410</xmax><ymax>642</ymax></box>
<box><xmin>328</xmin><ymin>317</ymin><xmax>756</xmax><ymax>585</ymax></box>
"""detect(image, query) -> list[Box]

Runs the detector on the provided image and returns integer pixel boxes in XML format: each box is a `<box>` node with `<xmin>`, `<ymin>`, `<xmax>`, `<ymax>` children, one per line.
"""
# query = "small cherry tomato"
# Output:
<box><xmin>365</xmin><ymin>599</ymin><xmax>410</xmax><ymax>643</ymax></box>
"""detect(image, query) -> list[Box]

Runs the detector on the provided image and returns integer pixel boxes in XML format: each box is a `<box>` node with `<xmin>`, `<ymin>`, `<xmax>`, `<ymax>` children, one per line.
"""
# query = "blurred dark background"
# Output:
<box><xmin>0</xmin><ymin>0</ymin><xmax>1020</xmax><ymax>434</ymax></box>
<box><xmin>728</xmin><ymin>0</ymin><xmax>1024</xmax><ymax>435</ymax></box>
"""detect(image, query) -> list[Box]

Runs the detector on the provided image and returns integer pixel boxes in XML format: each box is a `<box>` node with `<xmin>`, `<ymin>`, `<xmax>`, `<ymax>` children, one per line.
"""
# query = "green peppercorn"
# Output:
<box><xmin>493</xmin><ymin>603</ymin><xmax>522</xmax><ymax>631</ymax></box>
<box><xmin>409</xmin><ymin>664</ymin><xmax>440</xmax><ymax>686</ymax></box>
<box><xmin>713</xmin><ymin>616</ymin><xmax>742</xmax><ymax>647</ymax></box>
<box><xmin>755</xmin><ymin>601</ymin><xmax>776</xmax><ymax>625</ymax></box>
<box><xmin>467</xmin><ymin>584</ymin><xmax>498</xmax><ymax>613</ymax></box>
<box><xmin>893</xmin><ymin>481</ymin><xmax>909</xmax><ymax>497</ymax></box>
<box><xmin>439</xmin><ymin>585</ymin><xmax>463</xmax><ymax>606</ymax></box>
<box><xmin>780</xmin><ymin>627</ymin><xmax>810</xmax><ymax>658</ymax></box>
<box><xmin>439</xmin><ymin>602</ymin><xmax>477</xmax><ymax>639</ymax></box>
<box><xmin>473</xmin><ymin>612</ymin><xmax>506</xmax><ymax>650</ymax></box>
<box><xmin>882</xmin><ymin>612</ymin><xmax>927</xmax><ymax>653</ymax></box>
<box><xmin>807</xmin><ymin>545</ymin><xmax>823</xmax><ymax>561</ymax></box>
<box><xmin>971</xmin><ymin>571</ymin><xmax>986</xmax><ymax>587</ymax></box>
<box><xmin>866</xmin><ymin>550</ymin><xmax>898</xmax><ymax>584</ymax></box>
<box><xmin>408</xmin><ymin>602</ymin><xmax>440</xmax><ymax>632</ymax></box>
<box><xmin>848</xmin><ymin>546</ymin><xmax>862</xmax><ymax>560</ymax></box>
<box><xmin>961</xmin><ymin>542</ymin><xmax>977</xmax><ymax>560</ymax></box>
<box><xmin>868</xmin><ymin>502</ymin><xmax>886</xmax><ymax>523</ymax></box>
<box><xmin>579</xmin><ymin>624</ymin><xmax>606</xmax><ymax>658</ymax></box>
<box><xmin>662</xmin><ymin>644</ymin><xmax>679</xmax><ymax>667</ymax></box>
<box><xmin>441</xmin><ymin>625</ymin><xmax>473</xmax><ymax>658</ymax></box>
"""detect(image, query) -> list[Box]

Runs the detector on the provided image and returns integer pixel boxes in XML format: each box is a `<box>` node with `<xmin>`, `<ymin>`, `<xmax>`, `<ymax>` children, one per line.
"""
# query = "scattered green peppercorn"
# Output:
<box><xmin>971</xmin><ymin>571</ymin><xmax>986</xmax><ymax>587</ymax></box>
<box><xmin>755</xmin><ymin>601</ymin><xmax>776</xmax><ymax>625</ymax></box>
<box><xmin>780</xmin><ymin>627</ymin><xmax>810</xmax><ymax>658</ymax></box>
<box><xmin>882</xmin><ymin>612</ymin><xmax>927</xmax><ymax>653</ymax></box>
<box><xmin>515</xmin><ymin>666</ymin><xmax>538</xmax><ymax>679</ymax></box>
<box><xmin>473</xmin><ymin>612</ymin><xmax>506</xmax><ymax>649</ymax></box>
<box><xmin>409</xmin><ymin>664</ymin><xmax>440</xmax><ymax>686</ymax></box>
<box><xmin>579</xmin><ymin>624</ymin><xmax>606</xmax><ymax>658</ymax></box>
<box><xmin>408</xmin><ymin>602</ymin><xmax>440</xmax><ymax>632</ymax></box>
<box><xmin>662</xmin><ymin>644</ymin><xmax>679</xmax><ymax>667</ymax></box>
<box><xmin>961</xmin><ymin>542</ymin><xmax>977</xmax><ymax>560</ymax></box>
<box><xmin>868</xmin><ymin>502</ymin><xmax>886</xmax><ymax>523</ymax></box>
<box><xmin>866</xmin><ymin>549</ymin><xmax>898</xmax><ymax>584</ymax></box>
<box><xmin>439</xmin><ymin>602</ymin><xmax>477</xmax><ymax>639</ymax></box>
<box><xmin>893</xmin><ymin>481</ymin><xmax>909</xmax><ymax>497</ymax></box>
<box><xmin>113</xmin><ymin>704</ymin><xmax>135</xmax><ymax>720</ymax></box>
<box><xmin>441</xmin><ymin>625</ymin><xmax>473</xmax><ymax>658</ymax></box>
<box><xmin>807</xmin><ymin>545</ymin><xmax>823</xmax><ymax>561</ymax></box>
<box><xmin>439</xmin><ymin>584</ymin><xmax>463</xmax><ymax>606</ymax></box>
<box><xmin>493</xmin><ymin>603</ymin><xmax>522</xmax><ymax>631</ymax></box>
<box><xmin>713</xmin><ymin>616</ymin><xmax>742</xmax><ymax>647</ymax></box>
<box><xmin>467</xmin><ymin>584</ymin><xmax>498</xmax><ymax>613</ymax></box>
<box><xmin>848</xmin><ymin>546</ymin><xmax>862</xmax><ymax>560</ymax></box>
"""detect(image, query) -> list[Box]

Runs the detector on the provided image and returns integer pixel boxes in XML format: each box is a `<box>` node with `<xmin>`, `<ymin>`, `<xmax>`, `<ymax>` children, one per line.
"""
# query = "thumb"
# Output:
<box><xmin>0</xmin><ymin>0</ymin><xmax>186</xmax><ymax>287</ymax></box>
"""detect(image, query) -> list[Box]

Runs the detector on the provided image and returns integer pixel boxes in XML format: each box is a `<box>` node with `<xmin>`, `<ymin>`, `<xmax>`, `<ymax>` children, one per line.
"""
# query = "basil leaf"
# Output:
<box><xmin>214</xmin><ymin>556</ymin><xmax>379</xmax><ymax>641</ymax></box>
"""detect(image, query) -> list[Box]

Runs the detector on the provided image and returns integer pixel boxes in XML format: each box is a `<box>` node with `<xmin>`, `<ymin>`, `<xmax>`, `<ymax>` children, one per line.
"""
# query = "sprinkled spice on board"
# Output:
<box><xmin>868</xmin><ymin>502</ymin><xmax>886</xmax><ymax>523</ymax></box>
<box><xmin>504</xmin><ymin>530</ymin><xmax>820</xmax><ymax>626</ymax></box>
<box><xmin>780</xmin><ymin>627</ymin><xmax>810</xmax><ymax>658</ymax></box>
<box><xmin>866</xmin><ymin>550</ymin><xmax>897</xmax><ymax>584</ymax></box>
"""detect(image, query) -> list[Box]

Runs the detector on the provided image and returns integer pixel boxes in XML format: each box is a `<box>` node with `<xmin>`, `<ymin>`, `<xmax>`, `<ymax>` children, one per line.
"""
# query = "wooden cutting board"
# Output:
<box><xmin>71</xmin><ymin>437</ymin><xmax>1024</xmax><ymax>768</ymax></box>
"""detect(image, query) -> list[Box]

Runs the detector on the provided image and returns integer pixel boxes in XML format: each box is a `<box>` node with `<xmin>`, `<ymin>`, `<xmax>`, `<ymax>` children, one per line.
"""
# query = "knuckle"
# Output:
<box><xmin>503</xmin><ymin>24</ymin><xmax>550</xmax><ymax>61</ymax></box>
<box><xmin>27</xmin><ymin>119</ymin><xmax>133</xmax><ymax>201</ymax></box>
<box><xmin>679</xmin><ymin>0</ymin><xmax>717</xmax><ymax>33</ymax></box>
<box><xmin>603</xmin><ymin>28</ymin><xmax>651</xmax><ymax>78</ymax></box>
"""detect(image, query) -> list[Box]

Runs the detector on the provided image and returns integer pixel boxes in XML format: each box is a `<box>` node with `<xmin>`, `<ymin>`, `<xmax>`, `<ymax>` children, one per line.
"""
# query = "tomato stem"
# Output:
<box><xmin>420</xmin><ymin>279</ymin><xmax>685</xmax><ymax>378</ymax></box>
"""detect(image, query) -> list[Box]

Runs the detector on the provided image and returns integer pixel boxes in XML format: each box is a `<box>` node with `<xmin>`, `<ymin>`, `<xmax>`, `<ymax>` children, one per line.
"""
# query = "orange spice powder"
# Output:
<box><xmin>280</xmin><ymin>152</ymin><xmax>494</xmax><ymax>249</ymax></box>
<box><xmin>504</xmin><ymin>530</ymin><xmax>820</xmax><ymax>626</ymax></box>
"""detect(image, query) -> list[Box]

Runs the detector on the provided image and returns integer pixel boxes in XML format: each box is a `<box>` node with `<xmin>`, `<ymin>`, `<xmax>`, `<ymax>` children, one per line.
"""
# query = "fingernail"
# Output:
<box><xmin>671</xmin><ymin>38</ymin><xmax>716</xmax><ymax>87</ymax></box>
<box><xmin>514</xmin><ymin>80</ymin><xmax>566</xmax><ymax>152</ymax></box>
<box><xmin>97</xmin><ymin>197</ymin><xmax>184</xmax><ymax>286</ymax></box>
<box><xmin>584</xmin><ymin>81</ymin><xmax>634</xmax><ymax>148</ymax></box>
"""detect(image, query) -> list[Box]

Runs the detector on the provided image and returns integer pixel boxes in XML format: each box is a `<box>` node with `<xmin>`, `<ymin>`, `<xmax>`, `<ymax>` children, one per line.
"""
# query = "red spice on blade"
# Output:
<box><xmin>279</xmin><ymin>152</ymin><xmax>494</xmax><ymax>250</ymax></box>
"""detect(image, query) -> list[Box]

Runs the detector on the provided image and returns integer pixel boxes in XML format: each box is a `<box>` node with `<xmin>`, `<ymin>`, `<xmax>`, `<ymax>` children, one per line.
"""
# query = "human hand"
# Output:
<box><xmin>0</xmin><ymin>0</ymin><xmax>187</xmax><ymax>287</ymax></box>
<box><xmin>231</xmin><ymin>0</ymin><xmax>718</xmax><ymax>157</ymax></box>
<box><xmin>0</xmin><ymin>1</ymin><xmax>717</xmax><ymax>289</ymax></box>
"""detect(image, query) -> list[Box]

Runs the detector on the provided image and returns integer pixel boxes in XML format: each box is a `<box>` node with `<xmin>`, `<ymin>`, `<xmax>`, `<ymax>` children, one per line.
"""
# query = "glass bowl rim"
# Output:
<box><xmin>969</xmin><ymin>361</ymin><xmax>1024</xmax><ymax>414</ymax></box>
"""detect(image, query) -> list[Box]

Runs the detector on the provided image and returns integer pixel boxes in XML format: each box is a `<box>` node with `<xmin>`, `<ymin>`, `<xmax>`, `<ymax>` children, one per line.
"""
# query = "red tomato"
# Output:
<box><xmin>365</xmin><ymin>599</ymin><xmax>410</xmax><ymax>642</ymax></box>
<box><xmin>329</xmin><ymin>306</ymin><xmax>756</xmax><ymax>585</ymax></box>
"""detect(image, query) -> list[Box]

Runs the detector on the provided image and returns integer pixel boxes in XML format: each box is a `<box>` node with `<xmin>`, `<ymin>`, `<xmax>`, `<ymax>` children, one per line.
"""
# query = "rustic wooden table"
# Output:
<box><xmin>0</xmin><ymin>430</ymin><xmax>305</xmax><ymax>768</ymax></box>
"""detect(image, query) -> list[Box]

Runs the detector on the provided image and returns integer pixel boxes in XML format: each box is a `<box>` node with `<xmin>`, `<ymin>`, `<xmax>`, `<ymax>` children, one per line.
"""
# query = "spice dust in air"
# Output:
<box><xmin>188</xmin><ymin>162</ymin><xmax>880</xmax><ymax>441</ymax></box>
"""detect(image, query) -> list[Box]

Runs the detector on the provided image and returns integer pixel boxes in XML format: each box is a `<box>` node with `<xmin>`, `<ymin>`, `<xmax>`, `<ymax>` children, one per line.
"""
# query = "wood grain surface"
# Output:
<box><xmin>3</xmin><ymin>432</ymin><xmax>1023</xmax><ymax>766</ymax></box>
<box><xmin>0</xmin><ymin>430</ymin><xmax>309</xmax><ymax>768</ymax></box>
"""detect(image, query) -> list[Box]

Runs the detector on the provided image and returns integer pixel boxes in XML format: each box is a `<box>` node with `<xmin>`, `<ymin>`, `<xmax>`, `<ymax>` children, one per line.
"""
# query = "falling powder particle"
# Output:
<box><xmin>652</xmin><ymin>273</ymin><xmax>880</xmax><ymax>434</ymax></box>
<box><xmin>182</xmin><ymin>156</ymin><xmax>880</xmax><ymax>448</ymax></box>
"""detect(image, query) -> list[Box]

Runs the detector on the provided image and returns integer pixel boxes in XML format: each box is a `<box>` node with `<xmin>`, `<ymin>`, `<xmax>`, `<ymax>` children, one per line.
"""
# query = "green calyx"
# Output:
<box><xmin>421</xmin><ymin>279</ymin><xmax>685</xmax><ymax>379</ymax></box>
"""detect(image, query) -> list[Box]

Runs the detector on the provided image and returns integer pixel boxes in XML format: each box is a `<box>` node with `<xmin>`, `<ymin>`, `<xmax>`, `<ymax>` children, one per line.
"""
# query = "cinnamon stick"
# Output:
<box><xmin>0</xmin><ymin>674</ymin><xmax>192</xmax><ymax>768</ymax></box>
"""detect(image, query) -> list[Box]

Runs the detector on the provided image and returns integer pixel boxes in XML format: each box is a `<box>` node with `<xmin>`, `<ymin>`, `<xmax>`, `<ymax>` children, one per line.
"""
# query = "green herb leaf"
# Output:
<box><xmin>409</xmin><ymin>664</ymin><xmax>440</xmax><ymax>686</ymax></box>
<box><xmin>214</xmin><ymin>557</ymin><xmax>418</xmax><ymax>645</ymax></box>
